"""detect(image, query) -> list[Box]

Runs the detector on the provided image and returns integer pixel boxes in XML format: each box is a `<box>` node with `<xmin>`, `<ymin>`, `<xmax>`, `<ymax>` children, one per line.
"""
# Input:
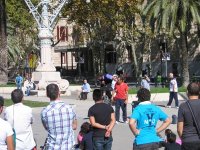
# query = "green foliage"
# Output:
<box><xmin>0</xmin><ymin>83</ymin><xmax>15</xmax><ymax>87</ymax></box>
<box><xmin>6</xmin><ymin>0</ymin><xmax>39</xmax><ymax>72</ymax></box>
<box><xmin>4</xmin><ymin>99</ymin><xmax>48</xmax><ymax>107</ymax></box>
<box><xmin>143</xmin><ymin>0</ymin><xmax>200</xmax><ymax>35</ymax></box>
<box><xmin>6</xmin><ymin>0</ymin><xmax>37</xmax><ymax>31</ymax></box>
<box><xmin>129</xmin><ymin>86</ymin><xmax>187</xmax><ymax>94</ymax></box>
<box><xmin>62</xmin><ymin>0</ymin><xmax>151</xmax><ymax>75</ymax></box>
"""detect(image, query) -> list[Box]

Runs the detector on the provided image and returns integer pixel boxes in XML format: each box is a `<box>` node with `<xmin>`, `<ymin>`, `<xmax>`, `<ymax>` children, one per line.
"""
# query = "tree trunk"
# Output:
<box><xmin>100</xmin><ymin>43</ymin><xmax>105</xmax><ymax>73</ymax></box>
<box><xmin>0</xmin><ymin>0</ymin><xmax>8</xmax><ymax>84</ymax></box>
<box><xmin>180</xmin><ymin>32</ymin><xmax>189</xmax><ymax>87</ymax></box>
<box><xmin>131</xmin><ymin>42</ymin><xmax>139</xmax><ymax>78</ymax></box>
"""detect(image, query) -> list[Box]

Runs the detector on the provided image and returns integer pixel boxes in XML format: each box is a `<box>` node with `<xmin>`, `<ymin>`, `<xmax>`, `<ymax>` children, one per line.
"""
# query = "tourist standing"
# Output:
<box><xmin>4</xmin><ymin>89</ymin><xmax>36</xmax><ymax>150</ymax></box>
<box><xmin>177</xmin><ymin>82</ymin><xmax>200</xmax><ymax>150</ymax></box>
<box><xmin>0</xmin><ymin>96</ymin><xmax>14</xmax><ymax>150</ymax></box>
<box><xmin>41</xmin><ymin>83</ymin><xmax>77</xmax><ymax>149</ymax></box>
<box><xmin>129</xmin><ymin>88</ymin><xmax>171</xmax><ymax>149</ymax></box>
<box><xmin>166</xmin><ymin>73</ymin><xmax>179</xmax><ymax>108</ymax></box>
<box><xmin>141</xmin><ymin>75</ymin><xmax>150</xmax><ymax>91</ymax></box>
<box><xmin>112</xmin><ymin>76</ymin><xmax>128</xmax><ymax>123</ymax></box>
<box><xmin>111</xmin><ymin>74</ymin><xmax>118</xmax><ymax>90</ymax></box>
<box><xmin>15</xmin><ymin>74</ymin><xmax>23</xmax><ymax>90</ymax></box>
<box><xmin>88</xmin><ymin>89</ymin><xmax>115</xmax><ymax>150</ymax></box>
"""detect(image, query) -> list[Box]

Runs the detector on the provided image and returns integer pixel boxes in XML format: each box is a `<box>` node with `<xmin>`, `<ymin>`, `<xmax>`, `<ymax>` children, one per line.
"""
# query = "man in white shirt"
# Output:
<box><xmin>0</xmin><ymin>96</ymin><xmax>14</xmax><ymax>150</ymax></box>
<box><xmin>166</xmin><ymin>73</ymin><xmax>179</xmax><ymax>108</ymax></box>
<box><xmin>111</xmin><ymin>74</ymin><xmax>118</xmax><ymax>90</ymax></box>
<box><xmin>4</xmin><ymin>89</ymin><xmax>36</xmax><ymax>150</ymax></box>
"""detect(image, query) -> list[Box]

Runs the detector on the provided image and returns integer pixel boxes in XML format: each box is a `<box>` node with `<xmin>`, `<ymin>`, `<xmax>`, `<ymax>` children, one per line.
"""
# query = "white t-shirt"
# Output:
<box><xmin>111</xmin><ymin>80</ymin><xmax>117</xmax><ymax>90</ymax></box>
<box><xmin>169</xmin><ymin>78</ymin><xmax>178</xmax><ymax>92</ymax></box>
<box><xmin>0</xmin><ymin>118</ymin><xmax>13</xmax><ymax>150</ymax></box>
<box><xmin>4</xmin><ymin>103</ymin><xmax>36</xmax><ymax>150</ymax></box>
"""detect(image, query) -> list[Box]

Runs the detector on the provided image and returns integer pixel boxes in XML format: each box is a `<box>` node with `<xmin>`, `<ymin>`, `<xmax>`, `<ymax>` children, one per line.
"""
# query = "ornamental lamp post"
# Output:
<box><xmin>24</xmin><ymin>0</ymin><xmax>69</xmax><ymax>91</ymax></box>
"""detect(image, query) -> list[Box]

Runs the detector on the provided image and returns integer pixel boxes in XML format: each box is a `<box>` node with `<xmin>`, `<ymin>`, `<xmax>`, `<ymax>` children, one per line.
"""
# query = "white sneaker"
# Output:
<box><xmin>125</xmin><ymin>121</ymin><xmax>129</xmax><ymax>124</ymax></box>
<box><xmin>115</xmin><ymin>121</ymin><xmax>119</xmax><ymax>124</ymax></box>
<box><xmin>176</xmin><ymin>107</ymin><xmax>179</xmax><ymax>109</ymax></box>
<box><xmin>166</xmin><ymin>105</ymin><xmax>171</xmax><ymax>108</ymax></box>
<box><xmin>120</xmin><ymin>120</ymin><xmax>129</xmax><ymax>124</ymax></box>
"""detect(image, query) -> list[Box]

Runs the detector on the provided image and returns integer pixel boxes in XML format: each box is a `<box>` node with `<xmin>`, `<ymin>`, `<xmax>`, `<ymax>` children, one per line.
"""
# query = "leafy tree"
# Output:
<box><xmin>144</xmin><ymin>0</ymin><xmax>200</xmax><ymax>86</ymax></box>
<box><xmin>63</xmin><ymin>0</ymin><xmax>150</xmax><ymax>78</ymax></box>
<box><xmin>0</xmin><ymin>0</ymin><xmax>8</xmax><ymax>84</ymax></box>
<box><xmin>6</xmin><ymin>0</ymin><xmax>38</xmax><ymax>77</ymax></box>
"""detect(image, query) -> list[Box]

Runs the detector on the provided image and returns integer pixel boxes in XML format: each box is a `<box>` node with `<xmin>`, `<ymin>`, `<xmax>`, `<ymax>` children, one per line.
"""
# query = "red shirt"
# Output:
<box><xmin>114</xmin><ymin>82</ymin><xmax>128</xmax><ymax>100</ymax></box>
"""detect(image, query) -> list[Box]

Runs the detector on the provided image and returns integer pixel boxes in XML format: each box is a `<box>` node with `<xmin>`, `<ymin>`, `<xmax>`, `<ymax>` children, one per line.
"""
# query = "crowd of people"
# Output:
<box><xmin>1</xmin><ymin>72</ymin><xmax>200</xmax><ymax>150</ymax></box>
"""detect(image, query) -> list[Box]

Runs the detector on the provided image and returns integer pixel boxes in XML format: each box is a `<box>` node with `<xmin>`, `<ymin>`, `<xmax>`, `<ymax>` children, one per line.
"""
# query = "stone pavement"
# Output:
<box><xmin>0</xmin><ymin>92</ymin><xmax>186</xmax><ymax>150</ymax></box>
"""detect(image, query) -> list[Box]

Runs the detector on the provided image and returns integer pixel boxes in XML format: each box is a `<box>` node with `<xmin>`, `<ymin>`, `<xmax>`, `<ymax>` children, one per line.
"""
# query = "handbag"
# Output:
<box><xmin>186</xmin><ymin>101</ymin><xmax>200</xmax><ymax>138</ymax></box>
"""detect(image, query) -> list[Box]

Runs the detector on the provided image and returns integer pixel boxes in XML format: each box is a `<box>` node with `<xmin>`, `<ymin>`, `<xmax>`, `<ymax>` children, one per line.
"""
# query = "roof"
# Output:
<box><xmin>54</xmin><ymin>45</ymin><xmax>88</xmax><ymax>52</ymax></box>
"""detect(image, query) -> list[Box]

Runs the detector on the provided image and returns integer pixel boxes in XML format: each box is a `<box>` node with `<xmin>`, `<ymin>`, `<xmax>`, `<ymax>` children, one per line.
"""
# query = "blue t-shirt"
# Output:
<box><xmin>131</xmin><ymin>102</ymin><xmax>168</xmax><ymax>145</ymax></box>
<box><xmin>15</xmin><ymin>76</ymin><xmax>23</xmax><ymax>84</ymax></box>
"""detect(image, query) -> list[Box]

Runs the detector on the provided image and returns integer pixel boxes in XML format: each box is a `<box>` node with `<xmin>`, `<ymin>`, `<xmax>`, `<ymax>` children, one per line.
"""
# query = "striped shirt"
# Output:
<box><xmin>41</xmin><ymin>101</ymin><xmax>76</xmax><ymax>150</ymax></box>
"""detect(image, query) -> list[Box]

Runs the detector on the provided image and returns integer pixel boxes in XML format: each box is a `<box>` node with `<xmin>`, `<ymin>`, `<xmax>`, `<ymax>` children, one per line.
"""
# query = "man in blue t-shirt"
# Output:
<box><xmin>15</xmin><ymin>74</ymin><xmax>23</xmax><ymax>90</ymax></box>
<box><xmin>129</xmin><ymin>88</ymin><xmax>171</xmax><ymax>149</ymax></box>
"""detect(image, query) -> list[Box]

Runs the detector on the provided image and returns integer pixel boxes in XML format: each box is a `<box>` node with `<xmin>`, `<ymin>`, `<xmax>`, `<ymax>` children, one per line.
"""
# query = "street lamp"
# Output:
<box><xmin>163</xmin><ymin>37</ymin><xmax>168</xmax><ymax>78</ymax></box>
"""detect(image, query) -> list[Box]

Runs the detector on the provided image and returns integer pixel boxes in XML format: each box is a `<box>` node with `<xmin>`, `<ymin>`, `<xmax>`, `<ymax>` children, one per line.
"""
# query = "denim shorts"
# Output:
<box><xmin>133</xmin><ymin>142</ymin><xmax>160</xmax><ymax>150</ymax></box>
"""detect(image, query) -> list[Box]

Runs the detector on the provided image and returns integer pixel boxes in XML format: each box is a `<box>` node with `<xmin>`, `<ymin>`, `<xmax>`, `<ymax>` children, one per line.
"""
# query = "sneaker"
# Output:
<box><xmin>125</xmin><ymin>121</ymin><xmax>129</xmax><ymax>124</ymax></box>
<box><xmin>115</xmin><ymin>121</ymin><xmax>119</xmax><ymax>124</ymax></box>
<box><xmin>120</xmin><ymin>120</ymin><xmax>129</xmax><ymax>124</ymax></box>
<box><xmin>176</xmin><ymin>106</ymin><xmax>179</xmax><ymax>109</ymax></box>
<box><xmin>166</xmin><ymin>105</ymin><xmax>171</xmax><ymax>108</ymax></box>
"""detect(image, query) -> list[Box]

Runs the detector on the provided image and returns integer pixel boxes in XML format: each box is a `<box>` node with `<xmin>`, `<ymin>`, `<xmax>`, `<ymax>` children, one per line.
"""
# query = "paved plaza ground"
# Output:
<box><xmin>0</xmin><ymin>92</ymin><xmax>185</xmax><ymax>150</ymax></box>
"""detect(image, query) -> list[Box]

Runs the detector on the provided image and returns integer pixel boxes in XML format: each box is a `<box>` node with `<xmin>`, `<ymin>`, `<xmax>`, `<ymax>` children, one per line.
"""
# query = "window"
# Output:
<box><xmin>57</xmin><ymin>26</ymin><xmax>68</xmax><ymax>42</ymax></box>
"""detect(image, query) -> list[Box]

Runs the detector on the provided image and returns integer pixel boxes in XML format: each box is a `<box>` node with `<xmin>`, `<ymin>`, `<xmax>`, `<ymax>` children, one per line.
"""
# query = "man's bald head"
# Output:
<box><xmin>169</xmin><ymin>73</ymin><xmax>174</xmax><ymax>79</ymax></box>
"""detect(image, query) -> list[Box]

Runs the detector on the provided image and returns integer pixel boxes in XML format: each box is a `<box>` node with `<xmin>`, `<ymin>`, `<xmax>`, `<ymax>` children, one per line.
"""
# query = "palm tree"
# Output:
<box><xmin>143</xmin><ymin>0</ymin><xmax>200</xmax><ymax>87</ymax></box>
<box><xmin>0</xmin><ymin>0</ymin><xmax>8</xmax><ymax>84</ymax></box>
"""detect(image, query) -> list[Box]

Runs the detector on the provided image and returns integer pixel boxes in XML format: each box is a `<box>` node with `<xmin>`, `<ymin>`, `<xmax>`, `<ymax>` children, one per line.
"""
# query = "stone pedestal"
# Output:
<box><xmin>32</xmin><ymin>71</ymin><xmax>69</xmax><ymax>92</ymax></box>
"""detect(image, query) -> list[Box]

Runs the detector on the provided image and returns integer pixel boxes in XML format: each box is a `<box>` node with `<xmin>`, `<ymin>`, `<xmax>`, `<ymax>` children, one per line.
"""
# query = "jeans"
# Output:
<box><xmin>115</xmin><ymin>99</ymin><xmax>127</xmax><ymax>122</ymax></box>
<box><xmin>93</xmin><ymin>136</ymin><xmax>113</xmax><ymax>150</ymax></box>
<box><xmin>181</xmin><ymin>141</ymin><xmax>200</xmax><ymax>150</ymax></box>
<box><xmin>167</xmin><ymin>92</ymin><xmax>179</xmax><ymax>107</ymax></box>
<box><xmin>80</xmin><ymin>92</ymin><xmax>88</xmax><ymax>100</ymax></box>
<box><xmin>26</xmin><ymin>87</ymin><xmax>31</xmax><ymax>96</ymax></box>
<box><xmin>16</xmin><ymin>83</ymin><xmax>22</xmax><ymax>90</ymax></box>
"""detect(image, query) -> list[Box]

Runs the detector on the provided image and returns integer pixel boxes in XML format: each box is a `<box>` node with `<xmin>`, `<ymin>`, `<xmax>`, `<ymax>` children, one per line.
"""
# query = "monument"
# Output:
<box><xmin>24</xmin><ymin>0</ymin><xmax>69</xmax><ymax>93</ymax></box>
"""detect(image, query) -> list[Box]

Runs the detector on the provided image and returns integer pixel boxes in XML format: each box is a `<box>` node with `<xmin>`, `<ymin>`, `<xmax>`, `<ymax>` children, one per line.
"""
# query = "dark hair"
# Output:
<box><xmin>11</xmin><ymin>89</ymin><xmax>23</xmax><ymax>104</ymax></box>
<box><xmin>137</xmin><ymin>88</ymin><xmax>151</xmax><ymax>102</ymax></box>
<box><xmin>46</xmin><ymin>84</ymin><xmax>59</xmax><ymax>100</ymax></box>
<box><xmin>118</xmin><ymin>76</ymin><xmax>124</xmax><ymax>81</ymax></box>
<box><xmin>0</xmin><ymin>96</ymin><xmax>4</xmax><ymax>107</ymax></box>
<box><xmin>167</xmin><ymin>132</ymin><xmax>176</xmax><ymax>143</ymax></box>
<box><xmin>93</xmin><ymin>89</ymin><xmax>102</xmax><ymax>102</ymax></box>
<box><xmin>187</xmin><ymin>82</ymin><xmax>200</xmax><ymax>96</ymax></box>
<box><xmin>80</xmin><ymin>122</ymin><xmax>92</xmax><ymax>134</ymax></box>
<box><xmin>165</xmin><ymin>129</ymin><xmax>172</xmax><ymax>135</ymax></box>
